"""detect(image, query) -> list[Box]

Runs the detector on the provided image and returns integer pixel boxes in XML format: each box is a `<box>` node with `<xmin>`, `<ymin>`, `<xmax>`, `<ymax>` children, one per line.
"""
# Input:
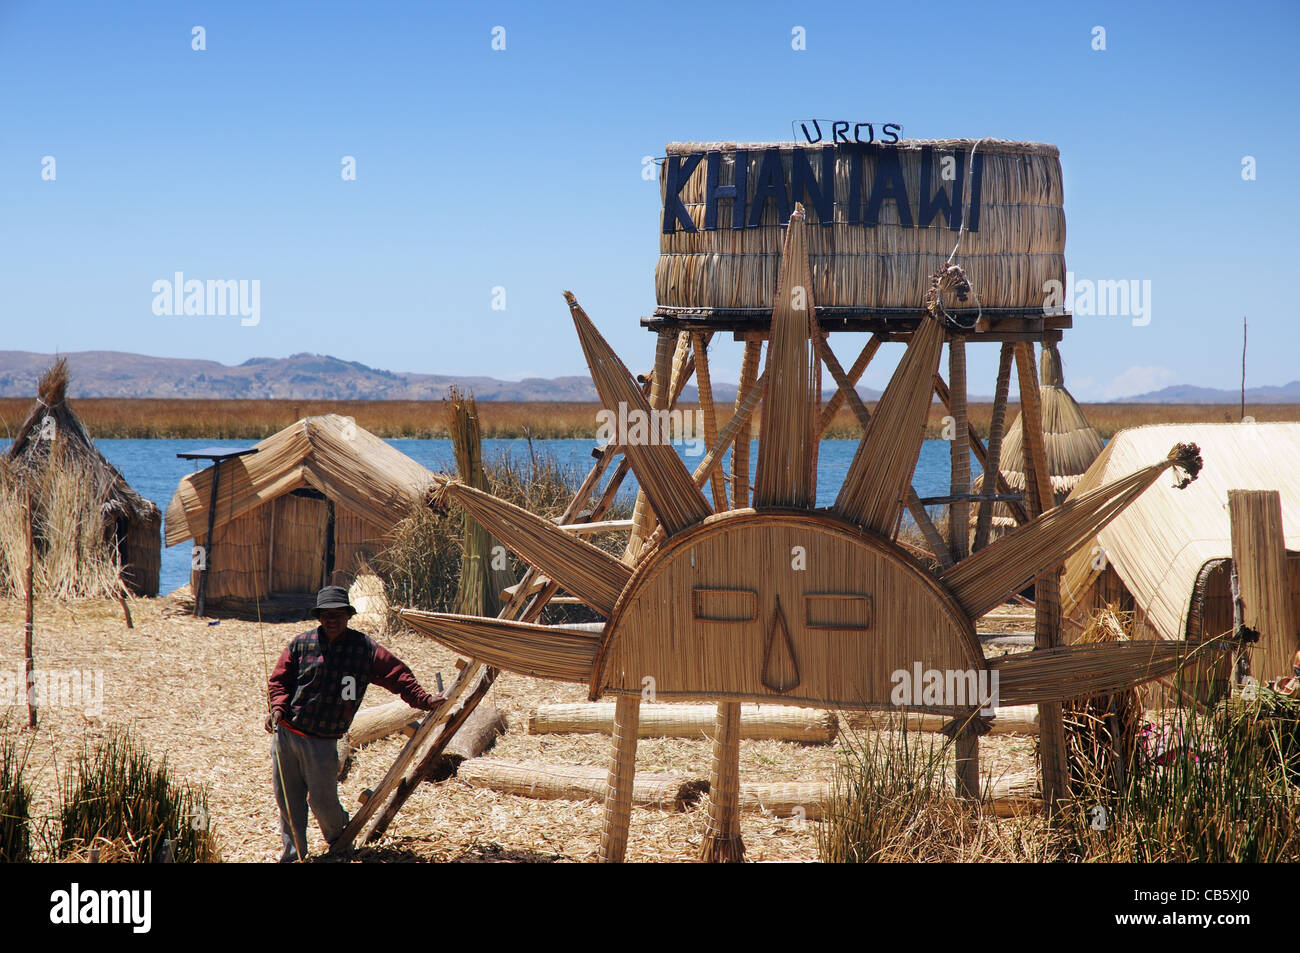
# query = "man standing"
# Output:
<box><xmin>266</xmin><ymin>585</ymin><xmax>446</xmax><ymax>862</ymax></box>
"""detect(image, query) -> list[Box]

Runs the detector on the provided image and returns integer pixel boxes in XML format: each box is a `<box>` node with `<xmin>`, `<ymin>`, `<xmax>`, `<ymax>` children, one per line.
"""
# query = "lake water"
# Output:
<box><xmin>5</xmin><ymin>437</ymin><xmax>982</xmax><ymax>595</ymax></box>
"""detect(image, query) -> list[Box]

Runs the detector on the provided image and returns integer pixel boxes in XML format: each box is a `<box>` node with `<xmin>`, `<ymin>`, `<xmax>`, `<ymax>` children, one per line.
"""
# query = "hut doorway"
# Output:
<box><xmin>270</xmin><ymin>488</ymin><xmax>334</xmax><ymax>594</ymax></box>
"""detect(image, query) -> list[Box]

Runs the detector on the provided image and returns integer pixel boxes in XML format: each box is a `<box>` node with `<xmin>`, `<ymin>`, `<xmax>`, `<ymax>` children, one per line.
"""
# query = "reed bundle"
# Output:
<box><xmin>434</xmin><ymin>480</ymin><xmax>630</xmax><ymax>616</ymax></box>
<box><xmin>527</xmin><ymin>702</ymin><xmax>839</xmax><ymax>743</ymax></box>
<box><xmin>447</xmin><ymin>389</ymin><xmax>502</xmax><ymax>618</ymax></box>
<box><xmin>564</xmin><ymin>293</ymin><xmax>711</xmax><ymax>536</ymax></box>
<box><xmin>398</xmin><ymin>609</ymin><xmax>600</xmax><ymax>682</ymax></box>
<box><xmin>991</xmin><ymin>640</ymin><xmax>1195</xmax><ymax>706</ymax></box>
<box><xmin>943</xmin><ymin>444</ymin><xmax>1202</xmax><ymax>620</ymax></box>
<box><xmin>835</xmin><ymin>311</ymin><xmax>945</xmax><ymax>532</ymax></box>
<box><xmin>846</xmin><ymin>705</ymin><xmax>1040</xmax><ymax>735</ymax></box>
<box><xmin>457</xmin><ymin>759</ymin><xmax>707</xmax><ymax>812</ymax></box>
<box><xmin>657</xmin><ymin>140</ymin><xmax>1065</xmax><ymax>311</ymax></box>
<box><xmin>753</xmin><ymin>205</ymin><xmax>819</xmax><ymax>508</ymax></box>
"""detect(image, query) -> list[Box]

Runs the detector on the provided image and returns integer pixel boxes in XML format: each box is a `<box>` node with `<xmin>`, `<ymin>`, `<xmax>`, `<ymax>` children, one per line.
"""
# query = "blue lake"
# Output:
<box><xmin>4</xmin><ymin>438</ymin><xmax>981</xmax><ymax>596</ymax></box>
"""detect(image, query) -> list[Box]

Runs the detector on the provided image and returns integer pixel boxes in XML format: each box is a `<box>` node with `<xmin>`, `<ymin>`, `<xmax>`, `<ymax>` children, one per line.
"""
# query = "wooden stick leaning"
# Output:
<box><xmin>974</xmin><ymin>343</ymin><xmax>1016</xmax><ymax>550</ymax></box>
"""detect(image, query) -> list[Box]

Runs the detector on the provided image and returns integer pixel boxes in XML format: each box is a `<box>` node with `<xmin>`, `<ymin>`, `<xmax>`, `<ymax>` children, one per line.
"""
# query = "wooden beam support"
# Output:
<box><xmin>974</xmin><ymin>343</ymin><xmax>1015</xmax><ymax>550</ymax></box>
<box><xmin>932</xmin><ymin>371</ymin><xmax>1029</xmax><ymax>525</ymax></box>
<box><xmin>731</xmin><ymin>335</ymin><xmax>763</xmax><ymax>509</ymax></box>
<box><xmin>1014</xmin><ymin>342</ymin><xmax>1069</xmax><ymax>811</ymax></box>
<box><xmin>816</xmin><ymin>334</ymin><xmax>882</xmax><ymax>438</ymax></box>
<box><xmin>947</xmin><ymin>337</ymin><xmax>970</xmax><ymax>562</ymax></box>
<box><xmin>599</xmin><ymin>693</ymin><xmax>642</xmax><ymax>862</ymax></box>
<box><xmin>692</xmin><ymin>332</ymin><xmax>728</xmax><ymax>511</ymax></box>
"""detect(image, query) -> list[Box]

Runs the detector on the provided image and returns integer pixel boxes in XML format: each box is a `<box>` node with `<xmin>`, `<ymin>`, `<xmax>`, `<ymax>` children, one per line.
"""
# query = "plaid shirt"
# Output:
<box><xmin>268</xmin><ymin>627</ymin><xmax>438</xmax><ymax>739</ymax></box>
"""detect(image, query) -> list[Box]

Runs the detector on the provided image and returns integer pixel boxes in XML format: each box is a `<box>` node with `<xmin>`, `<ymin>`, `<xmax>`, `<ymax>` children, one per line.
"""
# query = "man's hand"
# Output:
<box><xmin>426</xmin><ymin>691</ymin><xmax>449</xmax><ymax>709</ymax></box>
<box><xmin>264</xmin><ymin>709</ymin><xmax>282</xmax><ymax>734</ymax></box>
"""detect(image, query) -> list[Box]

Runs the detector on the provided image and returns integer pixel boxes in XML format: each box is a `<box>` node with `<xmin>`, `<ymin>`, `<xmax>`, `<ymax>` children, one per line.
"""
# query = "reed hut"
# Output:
<box><xmin>164</xmin><ymin>414</ymin><xmax>435</xmax><ymax>609</ymax></box>
<box><xmin>976</xmin><ymin>342</ymin><xmax>1104</xmax><ymax>537</ymax></box>
<box><xmin>4</xmin><ymin>359</ymin><xmax>161</xmax><ymax>597</ymax></box>
<box><xmin>1061</xmin><ymin>423</ymin><xmax>1300</xmax><ymax>696</ymax></box>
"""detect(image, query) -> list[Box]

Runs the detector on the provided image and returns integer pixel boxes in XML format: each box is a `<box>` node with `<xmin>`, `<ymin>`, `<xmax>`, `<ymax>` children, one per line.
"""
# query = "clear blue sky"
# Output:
<box><xmin>1</xmin><ymin>0</ymin><xmax>1295</xmax><ymax>400</ymax></box>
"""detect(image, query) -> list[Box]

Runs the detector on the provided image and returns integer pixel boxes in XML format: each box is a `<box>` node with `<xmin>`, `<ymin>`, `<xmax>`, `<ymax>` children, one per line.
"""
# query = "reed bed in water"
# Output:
<box><xmin>8</xmin><ymin>398</ymin><xmax>1294</xmax><ymax>442</ymax></box>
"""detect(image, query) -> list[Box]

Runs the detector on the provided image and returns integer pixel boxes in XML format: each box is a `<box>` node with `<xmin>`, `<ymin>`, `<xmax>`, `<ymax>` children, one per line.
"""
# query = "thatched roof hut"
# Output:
<box><xmin>1061</xmin><ymin>423</ymin><xmax>1300</xmax><ymax>697</ymax></box>
<box><xmin>4</xmin><ymin>359</ymin><xmax>161</xmax><ymax>596</ymax></box>
<box><xmin>165</xmin><ymin>414</ymin><xmax>435</xmax><ymax>609</ymax></box>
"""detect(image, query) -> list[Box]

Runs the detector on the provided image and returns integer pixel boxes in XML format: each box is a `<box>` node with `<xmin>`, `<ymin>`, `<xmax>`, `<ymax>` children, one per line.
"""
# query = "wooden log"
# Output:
<box><xmin>440</xmin><ymin>701</ymin><xmax>506</xmax><ymax>765</ymax></box>
<box><xmin>338</xmin><ymin>700</ymin><xmax>425</xmax><ymax>779</ymax></box>
<box><xmin>739</xmin><ymin>781</ymin><xmax>828</xmax><ymax>821</ymax></box>
<box><xmin>528</xmin><ymin>702</ymin><xmax>839</xmax><ymax>744</ymax></box>
<box><xmin>458</xmin><ymin>758</ymin><xmax>705</xmax><ymax>812</ymax></box>
<box><xmin>1229</xmin><ymin>489</ymin><xmax>1297</xmax><ymax>682</ymax></box>
<box><xmin>845</xmin><ymin>705</ymin><xmax>1040</xmax><ymax>735</ymax></box>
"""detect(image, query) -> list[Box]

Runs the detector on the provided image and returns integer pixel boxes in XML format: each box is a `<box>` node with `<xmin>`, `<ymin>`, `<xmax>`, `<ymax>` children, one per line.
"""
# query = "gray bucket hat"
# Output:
<box><xmin>311</xmin><ymin>585</ymin><xmax>356</xmax><ymax>617</ymax></box>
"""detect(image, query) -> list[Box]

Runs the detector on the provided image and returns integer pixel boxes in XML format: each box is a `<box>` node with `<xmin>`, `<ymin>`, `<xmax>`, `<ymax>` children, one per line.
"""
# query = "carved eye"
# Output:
<box><xmin>691</xmin><ymin>587</ymin><xmax>757</xmax><ymax>623</ymax></box>
<box><xmin>804</xmin><ymin>593</ymin><xmax>872</xmax><ymax>631</ymax></box>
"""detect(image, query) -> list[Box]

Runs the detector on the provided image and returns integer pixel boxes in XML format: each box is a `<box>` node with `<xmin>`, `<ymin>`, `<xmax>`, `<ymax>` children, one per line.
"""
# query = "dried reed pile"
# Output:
<box><xmin>657</xmin><ymin>140</ymin><xmax>1065</xmax><ymax>311</ymax></box>
<box><xmin>1061</xmin><ymin>608</ymin><xmax>1142</xmax><ymax>798</ymax></box>
<box><xmin>447</xmin><ymin>390</ymin><xmax>507</xmax><ymax>618</ymax></box>
<box><xmin>527</xmin><ymin>702</ymin><xmax>838</xmax><ymax>743</ymax></box>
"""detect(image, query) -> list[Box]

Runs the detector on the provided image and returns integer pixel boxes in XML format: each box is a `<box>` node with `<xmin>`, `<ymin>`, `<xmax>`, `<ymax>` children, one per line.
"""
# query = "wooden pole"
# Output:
<box><xmin>948</xmin><ymin>337</ymin><xmax>970</xmax><ymax>562</ymax></box>
<box><xmin>1228</xmin><ymin>489</ymin><xmax>1295</xmax><ymax>681</ymax></box>
<box><xmin>974</xmin><ymin>343</ymin><xmax>1015</xmax><ymax>551</ymax></box>
<box><xmin>933</xmin><ymin>371</ymin><xmax>1028</xmax><ymax>526</ymax></box>
<box><xmin>953</xmin><ymin>716</ymin><xmax>981</xmax><ymax>799</ymax></box>
<box><xmin>24</xmin><ymin>488</ymin><xmax>35</xmax><ymax>728</ymax></box>
<box><xmin>816</xmin><ymin>334</ymin><xmax>881</xmax><ymax>438</ymax></box>
<box><xmin>699</xmin><ymin>700</ymin><xmax>745</xmax><ymax>862</ymax></box>
<box><xmin>624</xmin><ymin>331</ymin><xmax>675</xmax><ymax>562</ymax></box>
<box><xmin>599</xmin><ymin>693</ymin><xmax>641</xmax><ymax>862</ymax></box>
<box><xmin>692</xmin><ymin>333</ymin><xmax>728</xmax><ymax>510</ymax></box>
<box><xmin>1015</xmin><ymin>342</ymin><xmax>1069</xmax><ymax>809</ymax></box>
<box><xmin>732</xmin><ymin>335</ymin><xmax>763</xmax><ymax>509</ymax></box>
<box><xmin>195</xmin><ymin>459</ymin><xmax>221</xmax><ymax>617</ymax></box>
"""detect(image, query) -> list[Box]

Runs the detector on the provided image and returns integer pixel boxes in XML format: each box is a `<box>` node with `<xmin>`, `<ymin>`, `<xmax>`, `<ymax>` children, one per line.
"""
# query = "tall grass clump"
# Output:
<box><xmin>0</xmin><ymin>725</ymin><xmax>34</xmax><ymax>862</ymax></box>
<box><xmin>375</xmin><ymin>449</ymin><xmax>630</xmax><ymax>621</ymax></box>
<box><xmin>57</xmin><ymin>731</ymin><xmax>219</xmax><ymax>863</ymax></box>
<box><xmin>1057</xmin><ymin>688</ymin><xmax>1300</xmax><ymax>862</ymax></box>
<box><xmin>818</xmin><ymin>723</ymin><xmax>992</xmax><ymax>862</ymax></box>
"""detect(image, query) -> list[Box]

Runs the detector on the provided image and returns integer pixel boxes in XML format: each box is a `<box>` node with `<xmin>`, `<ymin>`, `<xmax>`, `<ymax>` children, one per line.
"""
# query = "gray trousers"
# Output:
<box><xmin>271</xmin><ymin>725</ymin><xmax>350</xmax><ymax>862</ymax></box>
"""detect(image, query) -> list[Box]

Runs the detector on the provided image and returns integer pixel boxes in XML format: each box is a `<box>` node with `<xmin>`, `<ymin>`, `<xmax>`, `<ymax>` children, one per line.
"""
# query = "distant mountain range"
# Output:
<box><xmin>1</xmin><ymin>349</ymin><xmax>1293</xmax><ymax>404</ymax></box>
<box><xmin>1123</xmin><ymin>382</ymin><xmax>1300</xmax><ymax>404</ymax></box>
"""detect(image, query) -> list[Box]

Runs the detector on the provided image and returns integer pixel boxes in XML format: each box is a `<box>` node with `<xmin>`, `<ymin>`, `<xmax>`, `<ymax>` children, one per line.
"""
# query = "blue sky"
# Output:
<box><xmin>1</xmin><ymin>0</ymin><xmax>1296</xmax><ymax>400</ymax></box>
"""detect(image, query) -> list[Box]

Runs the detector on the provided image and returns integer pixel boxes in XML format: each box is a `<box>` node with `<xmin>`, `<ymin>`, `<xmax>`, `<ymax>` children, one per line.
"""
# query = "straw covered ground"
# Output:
<box><xmin>0</xmin><ymin>596</ymin><xmax>1039</xmax><ymax>863</ymax></box>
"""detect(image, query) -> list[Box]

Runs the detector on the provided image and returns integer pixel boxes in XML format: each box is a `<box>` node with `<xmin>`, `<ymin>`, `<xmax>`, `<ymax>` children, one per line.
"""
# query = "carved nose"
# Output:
<box><xmin>761</xmin><ymin>595</ymin><xmax>800</xmax><ymax>693</ymax></box>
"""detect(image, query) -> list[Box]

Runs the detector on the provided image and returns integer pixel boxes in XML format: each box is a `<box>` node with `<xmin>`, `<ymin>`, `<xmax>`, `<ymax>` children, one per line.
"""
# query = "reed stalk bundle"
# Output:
<box><xmin>846</xmin><ymin>705</ymin><xmax>1040</xmax><ymax>735</ymax></box>
<box><xmin>399</xmin><ymin>609</ymin><xmax>600</xmax><ymax>682</ymax></box>
<box><xmin>835</xmin><ymin>311</ymin><xmax>945</xmax><ymax>532</ymax></box>
<box><xmin>527</xmin><ymin>702</ymin><xmax>838</xmax><ymax>743</ymax></box>
<box><xmin>564</xmin><ymin>293</ymin><xmax>711</xmax><ymax>537</ymax></box>
<box><xmin>434</xmin><ymin>480</ymin><xmax>631</xmax><ymax>616</ymax></box>
<box><xmin>753</xmin><ymin>205</ymin><xmax>820</xmax><ymax>508</ymax></box>
<box><xmin>657</xmin><ymin>140</ymin><xmax>1065</xmax><ymax>312</ymax></box>
<box><xmin>943</xmin><ymin>445</ymin><xmax>1202</xmax><ymax>620</ymax></box>
<box><xmin>991</xmin><ymin>639</ymin><xmax>1194</xmax><ymax>706</ymax></box>
<box><xmin>448</xmin><ymin>389</ymin><xmax>503</xmax><ymax>618</ymax></box>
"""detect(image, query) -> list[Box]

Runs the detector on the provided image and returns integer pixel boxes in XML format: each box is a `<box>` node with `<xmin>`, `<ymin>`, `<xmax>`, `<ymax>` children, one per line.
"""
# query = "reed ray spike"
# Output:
<box><xmin>408</xmin><ymin>249</ymin><xmax>1212</xmax><ymax>862</ymax></box>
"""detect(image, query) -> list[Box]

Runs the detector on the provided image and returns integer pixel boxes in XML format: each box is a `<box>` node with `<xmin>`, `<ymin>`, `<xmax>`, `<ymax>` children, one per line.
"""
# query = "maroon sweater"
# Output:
<box><xmin>268</xmin><ymin>626</ymin><xmax>438</xmax><ymax>739</ymax></box>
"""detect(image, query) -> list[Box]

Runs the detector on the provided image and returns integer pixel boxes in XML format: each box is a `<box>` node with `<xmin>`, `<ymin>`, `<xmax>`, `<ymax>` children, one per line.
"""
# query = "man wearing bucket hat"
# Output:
<box><xmin>265</xmin><ymin>585</ymin><xmax>447</xmax><ymax>862</ymax></box>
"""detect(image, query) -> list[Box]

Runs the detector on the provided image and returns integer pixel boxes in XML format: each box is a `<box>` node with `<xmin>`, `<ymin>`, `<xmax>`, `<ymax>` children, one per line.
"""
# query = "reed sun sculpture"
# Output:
<box><xmin>396</xmin><ymin>207</ymin><xmax>1209</xmax><ymax>862</ymax></box>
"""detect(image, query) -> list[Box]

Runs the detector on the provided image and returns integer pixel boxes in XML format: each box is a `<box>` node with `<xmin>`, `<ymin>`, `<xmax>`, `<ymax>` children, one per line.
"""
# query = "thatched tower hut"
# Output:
<box><xmin>978</xmin><ymin>342</ymin><xmax>1104</xmax><ymax>536</ymax></box>
<box><xmin>164</xmin><ymin>414</ymin><xmax>435</xmax><ymax>611</ymax></box>
<box><xmin>4</xmin><ymin>359</ymin><xmax>162</xmax><ymax>596</ymax></box>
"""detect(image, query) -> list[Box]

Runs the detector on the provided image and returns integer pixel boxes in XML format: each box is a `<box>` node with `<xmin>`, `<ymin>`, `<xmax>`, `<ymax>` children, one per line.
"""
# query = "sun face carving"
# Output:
<box><xmin>400</xmin><ymin>207</ymin><xmax>1199</xmax><ymax>720</ymax></box>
